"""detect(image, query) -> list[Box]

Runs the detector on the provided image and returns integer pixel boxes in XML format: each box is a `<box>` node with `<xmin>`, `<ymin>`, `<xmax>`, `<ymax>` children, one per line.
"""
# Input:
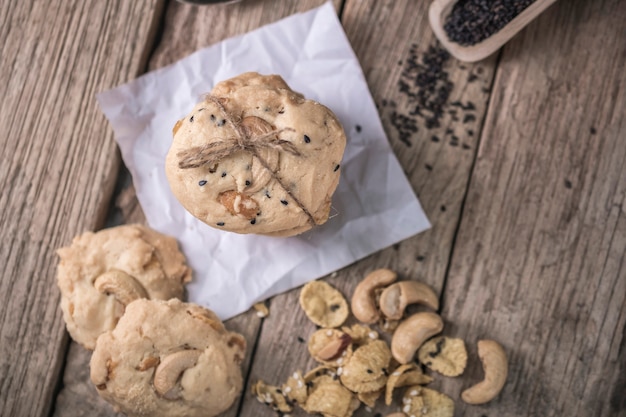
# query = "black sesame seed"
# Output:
<box><xmin>245</xmin><ymin>180</ymin><xmax>251</xmax><ymax>186</ymax></box>
<box><xmin>334</xmin><ymin>164</ymin><xmax>340</xmax><ymax>172</ymax></box>
<box><xmin>329</xmin><ymin>304</ymin><xmax>340</xmax><ymax>312</ymax></box>
<box><xmin>425</xmin><ymin>164</ymin><xmax>433</xmax><ymax>171</ymax></box>
<box><xmin>565</xmin><ymin>179</ymin><xmax>572</xmax><ymax>189</ymax></box>
<box><xmin>467</xmin><ymin>130</ymin><xmax>474</xmax><ymax>136</ymax></box>
<box><xmin>217</xmin><ymin>222</ymin><xmax>225</xmax><ymax>226</ymax></box>
<box><xmin>297</xmin><ymin>336</ymin><xmax>305</xmax><ymax>343</ymax></box>
<box><xmin>417</xmin><ymin>255</ymin><xmax>425</xmax><ymax>261</ymax></box>
<box><xmin>462</xmin><ymin>143</ymin><xmax>471</xmax><ymax>150</ymax></box>
<box><xmin>189</xmin><ymin>115</ymin><xmax>194</xmax><ymax>122</ymax></box>
<box><xmin>198</xmin><ymin>180</ymin><xmax>207</xmax><ymax>186</ymax></box>
<box><xmin>431</xmin><ymin>135</ymin><xmax>440</xmax><ymax>142</ymax></box>
<box><xmin>265</xmin><ymin>190</ymin><xmax>271</xmax><ymax>198</ymax></box>
<box><xmin>366</xmin><ymin>369</ymin><xmax>373</xmax><ymax>374</ymax></box>
<box><xmin>217</xmin><ymin>119</ymin><xmax>226</xmax><ymax>126</ymax></box>
<box><xmin>278</xmin><ymin>108</ymin><xmax>285</xmax><ymax>114</ymax></box>
<box><xmin>355</xmin><ymin>124</ymin><xmax>362</xmax><ymax>133</ymax></box>
<box><xmin>382</xmin><ymin>368</ymin><xmax>389</xmax><ymax>376</ymax></box>
<box><xmin>468</xmin><ymin>73</ymin><xmax>478</xmax><ymax>83</ymax></box>
<box><xmin>280</xmin><ymin>200</ymin><xmax>288</xmax><ymax>205</ymax></box>
<box><xmin>590</xmin><ymin>127</ymin><xmax>597</xmax><ymax>134</ymax></box>
<box><xmin>198</xmin><ymin>108</ymin><xmax>206</xmax><ymax>112</ymax></box>
<box><xmin>221</xmin><ymin>172</ymin><xmax>227</xmax><ymax>178</ymax></box>
<box><xmin>304</xmin><ymin>134</ymin><xmax>311</xmax><ymax>143</ymax></box>
<box><xmin>444</xmin><ymin>0</ymin><xmax>536</xmax><ymax>46</ymax></box>
<box><xmin>441</xmin><ymin>205</ymin><xmax>447</xmax><ymax>212</ymax></box>
<box><xmin>210</xmin><ymin>114</ymin><xmax>216</xmax><ymax>121</ymax></box>
<box><xmin>250</xmin><ymin>218</ymin><xmax>256</xmax><ymax>225</ymax></box>
<box><xmin>464</xmin><ymin>114</ymin><xmax>476</xmax><ymax>123</ymax></box>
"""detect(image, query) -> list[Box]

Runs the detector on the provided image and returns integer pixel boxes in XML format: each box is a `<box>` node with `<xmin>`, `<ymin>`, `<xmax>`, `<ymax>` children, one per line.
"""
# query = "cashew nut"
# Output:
<box><xmin>153</xmin><ymin>349</ymin><xmax>202</xmax><ymax>400</ymax></box>
<box><xmin>379</xmin><ymin>281</ymin><xmax>439</xmax><ymax>320</ymax></box>
<box><xmin>351</xmin><ymin>269</ymin><xmax>397</xmax><ymax>324</ymax></box>
<box><xmin>94</xmin><ymin>270</ymin><xmax>148</xmax><ymax>305</ymax></box>
<box><xmin>391</xmin><ymin>312</ymin><xmax>444</xmax><ymax>364</ymax></box>
<box><xmin>461</xmin><ymin>340</ymin><xmax>508</xmax><ymax>405</ymax></box>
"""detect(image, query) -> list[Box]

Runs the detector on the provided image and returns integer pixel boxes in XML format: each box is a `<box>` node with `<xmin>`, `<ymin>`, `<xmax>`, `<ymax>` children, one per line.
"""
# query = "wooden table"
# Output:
<box><xmin>2</xmin><ymin>0</ymin><xmax>624</xmax><ymax>416</ymax></box>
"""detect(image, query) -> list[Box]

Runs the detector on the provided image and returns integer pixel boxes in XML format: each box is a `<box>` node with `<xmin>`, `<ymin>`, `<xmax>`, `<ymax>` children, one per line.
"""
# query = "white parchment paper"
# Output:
<box><xmin>97</xmin><ymin>2</ymin><xmax>430</xmax><ymax>320</ymax></box>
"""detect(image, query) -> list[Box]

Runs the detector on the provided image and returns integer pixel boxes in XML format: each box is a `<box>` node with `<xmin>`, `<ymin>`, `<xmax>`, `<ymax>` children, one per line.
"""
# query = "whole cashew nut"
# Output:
<box><xmin>379</xmin><ymin>281</ymin><xmax>439</xmax><ymax>320</ymax></box>
<box><xmin>153</xmin><ymin>349</ymin><xmax>202</xmax><ymax>400</ymax></box>
<box><xmin>351</xmin><ymin>269</ymin><xmax>397</xmax><ymax>324</ymax></box>
<box><xmin>94</xmin><ymin>270</ymin><xmax>149</xmax><ymax>305</ymax></box>
<box><xmin>391</xmin><ymin>312</ymin><xmax>444</xmax><ymax>364</ymax></box>
<box><xmin>461</xmin><ymin>340</ymin><xmax>508</xmax><ymax>405</ymax></box>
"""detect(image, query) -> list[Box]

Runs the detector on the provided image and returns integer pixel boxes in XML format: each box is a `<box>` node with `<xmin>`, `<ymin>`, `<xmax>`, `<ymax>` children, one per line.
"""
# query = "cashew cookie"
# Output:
<box><xmin>165</xmin><ymin>72</ymin><xmax>347</xmax><ymax>237</ymax></box>
<box><xmin>90</xmin><ymin>299</ymin><xmax>246</xmax><ymax>417</ymax></box>
<box><xmin>56</xmin><ymin>224</ymin><xmax>191</xmax><ymax>349</ymax></box>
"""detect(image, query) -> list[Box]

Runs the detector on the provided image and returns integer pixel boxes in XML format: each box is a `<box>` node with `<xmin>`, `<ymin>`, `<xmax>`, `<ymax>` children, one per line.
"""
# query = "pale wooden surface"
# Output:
<box><xmin>1</xmin><ymin>0</ymin><xmax>624</xmax><ymax>416</ymax></box>
<box><xmin>0</xmin><ymin>1</ymin><xmax>163</xmax><ymax>416</ymax></box>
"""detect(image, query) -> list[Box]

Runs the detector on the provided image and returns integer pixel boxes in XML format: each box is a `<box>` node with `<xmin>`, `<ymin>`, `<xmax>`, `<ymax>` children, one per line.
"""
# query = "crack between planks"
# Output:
<box><xmin>437</xmin><ymin>48</ymin><xmax>504</xmax><ymax>311</ymax></box>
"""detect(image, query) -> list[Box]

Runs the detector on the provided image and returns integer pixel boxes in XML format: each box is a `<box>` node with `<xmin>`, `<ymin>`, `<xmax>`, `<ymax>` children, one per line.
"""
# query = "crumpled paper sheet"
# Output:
<box><xmin>97</xmin><ymin>2</ymin><xmax>430</xmax><ymax>320</ymax></box>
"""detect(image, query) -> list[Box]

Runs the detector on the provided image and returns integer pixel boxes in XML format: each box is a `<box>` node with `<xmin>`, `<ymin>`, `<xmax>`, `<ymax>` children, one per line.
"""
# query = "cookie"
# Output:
<box><xmin>90</xmin><ymin>299</ymin><xmax>246</xmax><ymax>417</ymax></box>
<box><xmin>56</xmin><ymin>224</ymin><xmax>191</xmax><ymax>349</ymax></box>
<box><xmin>165</xmin><ymin>72</ymin><xmax>347</xmax><ymax>237</ymax></box>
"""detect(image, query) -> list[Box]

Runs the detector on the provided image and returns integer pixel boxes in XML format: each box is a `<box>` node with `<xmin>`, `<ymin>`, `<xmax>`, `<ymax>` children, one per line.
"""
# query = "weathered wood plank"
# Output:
<box><xmin>239</xmin><ymin>0</ymin><xmax>500</xmax><ymax>415</ymax></box>
<box><xmin>53</xmin><ymin>1</ymin><xmax>344</xmax><ymax>416</ymax></box>
<box><xmin>438</xmin><ymin>0</ymin><xmax>626</xmax><ymax>416</ymax></box>
<box><xmin>0</xmin><ymin>1</ymin><xmax>163</xmax><ymax>416</ymax></box>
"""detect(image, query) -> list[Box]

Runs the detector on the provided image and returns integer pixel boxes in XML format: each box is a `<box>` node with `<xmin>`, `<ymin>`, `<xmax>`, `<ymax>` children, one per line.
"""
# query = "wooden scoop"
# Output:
<box><xmin>429</xmin><ymin>0</ymin><xmax>558</xmax><ymax>62</ymax></box>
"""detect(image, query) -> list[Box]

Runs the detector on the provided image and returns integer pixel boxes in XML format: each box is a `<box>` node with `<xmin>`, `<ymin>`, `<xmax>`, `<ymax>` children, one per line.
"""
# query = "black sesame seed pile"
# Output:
<box><xmin>444</xmin><ymin>0</ymin><xmax>536</xmax><ymax>46</ymax></box>
<box><xmin>398</xmin><ymin>44</ymin><xmax>453</xmax><ymax>131</ymax></box>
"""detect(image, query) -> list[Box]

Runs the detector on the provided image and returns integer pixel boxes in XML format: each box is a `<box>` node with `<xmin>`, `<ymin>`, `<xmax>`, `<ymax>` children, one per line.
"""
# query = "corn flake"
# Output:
<box><xmin>385</xmin><ymin>363</ymin><xmax>433</xmax><ymax>405</ymax></box>
<box><xmin>303</xmin><ymin>375</ymin><xmax>359</xmax><ymax>417</ymax></box>
<box><xmin>417</xmin><ymin>336</ymin><xmax>467</xmax><ymax>377</ymax></box>
<box><xmin>251</xmin><ymin>380</ymin><xmax>292</xmax><ymax>413</ymax></box>
<box><xmin>401</xmin><ymin>386</ymin><xmax>454</xmax><ymax>417</ymax></box>
<box><xmin>300</xmin><ymin>281</ymin><xmax>349</xmax><ymax>328</ymax></box>
<box><xmin>340</xmin><ymin>340</ymin><xmax>391</xmax><ymax>393</ymax></box>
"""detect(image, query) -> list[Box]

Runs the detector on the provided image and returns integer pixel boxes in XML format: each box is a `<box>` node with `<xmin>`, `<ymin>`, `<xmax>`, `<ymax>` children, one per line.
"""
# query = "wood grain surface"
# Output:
<box><xmin>438</xmin><ymin>0</ymin><xmax>626</xmax><ymax>416</ymax></box>
<box><xmin>1</xmin><ymin>0</ymin><xmax>622</xmax><ymax>416</ymax></box>
<box><xmin>0</xmin><ymin>1</ymin><xmax>163</xmax><ymax>416</ymax></box>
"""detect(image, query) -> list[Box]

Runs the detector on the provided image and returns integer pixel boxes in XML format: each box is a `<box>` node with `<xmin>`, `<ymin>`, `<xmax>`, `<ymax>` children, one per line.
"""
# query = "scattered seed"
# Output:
<box><xmin>468</xmin><ymin>73</ymin><xmax>478</xmax><ymax>82</ymax></box>
<box><xmin>355</xmin><ymin>124</ymin><xmax>362</xmax><ymax>133</ymax></box>
<box><xmin>334</xmin><ymin>164</ymin><xmax>340</xmax><ymax>172</ymax></box>
<box><xmin>329</xmin><ymin>304</ymin><xmax>341</xmax><ymax>312</ymax></box>
<box><xmin>245</xmin><ymin>180</ymin><xmax>251</xmax><ymax>186</ymax></box>
<box><xmin>441</xmin><ymin>205</ymin><xmax>447</xmax><ymax>212</ymax></box>
<box><xmin>425</xmin><ymin>164</ymin><xmax>433</xmax><ymax>171</ymax></box>
<box><xmin>565</xmin><ymin>179</ymin><xmax>572</xmax><ymax>189</ymax></box>
<box><xmin>590</xmin><ymin>127</ymin><xmax>597</xmax><ymax>134</ymax></box>
<box><xmin>189</xmin><ymin>115</ymin><xmax>194</xmax><ymax>122</ymax></box>
<box><xmin>431</xmin><ymin>135</ymin><xmax>440</xmax><ymax>142</ymax></box>
<box><xmin>210</xmin><ymin>114</ymin><xmax>216</xmax><ymax>121</ymax></box>
<box><xmin>198</xmin><ymin>180</ymin><xmax>207</xmax><ymax>186</ymax></box>
<box><xmin>217</xmin><ymin>222</ymin><xmax>225</xmax><ymax>226</ymax></box>
<box><xmin>280</xmin><ymin>199</ymin><xmax>288</xmax><ymax>205</ymax></box>
<box><xmin>250</xmin><ymin>218</ymin><xmax>257</xmax><ymax>225</ymax></box>
<box><xmin>304</xmin><ymin>134</ymin><xmax>311</xmax><ymax>143</ymax></box>
<box><xmin>462</xmin><ymin>143</ymin><xmax>471</xmax><ymax>149</ymax></box>
<box><xmin>265</xmin><ymin>190</ymin><xmax>271</xmax><ymax>198</ymax></box>
<box><xmin>464</xmin><ymin>114</ymin><xmax>476</xmax><ymax>123</ymax></box>
<box><xmin>221</xmin><ymin>172</ymin><xmax>227</xmax><ymax>178</ymax></box>
<box><xmin>417</xmin><ymin>255</ymin><xmax>425</xmax><ymax>261</ymax></box>
<box><xmin>297</xmin><ymin>336</ymin><xmax>305</xmax><ymax>343</ymax></box>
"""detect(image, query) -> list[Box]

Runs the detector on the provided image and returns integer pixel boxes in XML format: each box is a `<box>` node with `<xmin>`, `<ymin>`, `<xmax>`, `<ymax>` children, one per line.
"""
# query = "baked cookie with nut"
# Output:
<box><xmin>165</xmin><ymin>72</ymin><xmax>347</xmax><ymax>237</ymax></box>
<box><xmin>90</xmin><ymin>298</ymin><xmax>246</xmax><ymax>417</ymax></box>
<box><xmin>56</xmin><ymin>224</ymin><xmax>191</xmax><ymax>349</ymax></box>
